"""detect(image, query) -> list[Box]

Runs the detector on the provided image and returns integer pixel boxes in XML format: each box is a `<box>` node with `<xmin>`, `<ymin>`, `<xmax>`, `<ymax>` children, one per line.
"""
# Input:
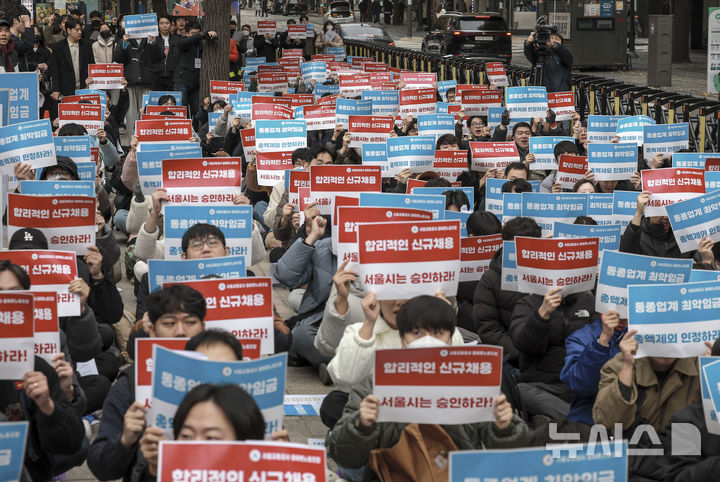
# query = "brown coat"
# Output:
<box><xmin>592</xmin><ymin>354</ymin><xmax>699</xmax><ymax>432</ymax></box>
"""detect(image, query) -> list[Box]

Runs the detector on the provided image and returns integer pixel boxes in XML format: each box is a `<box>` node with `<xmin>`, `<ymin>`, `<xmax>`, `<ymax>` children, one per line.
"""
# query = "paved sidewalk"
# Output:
<box><xmin>239</xmin><ymin>7</ymin><xmax>716</xmax><ymax>100</ymax></box>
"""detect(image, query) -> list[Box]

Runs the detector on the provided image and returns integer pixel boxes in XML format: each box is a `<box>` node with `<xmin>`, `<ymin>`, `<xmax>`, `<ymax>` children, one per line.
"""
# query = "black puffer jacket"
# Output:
<box><xmin>472</xmin><ymin>249</ymin><xmax>523</xmax><ymax>366</ymax></box>
<box><xmin>665</xmin><ymin>401</ymin><xmax>720</xmax><ymax>481</ymax></box>
<box><xmin>619</xmin><ymin>218</ymin><xmax>693</xmax><ymax>260</ymax></box>
<box><xmin>509</xmin><ymin>291</ymin><xmax>596</xmax><ymax>384</ymax></box>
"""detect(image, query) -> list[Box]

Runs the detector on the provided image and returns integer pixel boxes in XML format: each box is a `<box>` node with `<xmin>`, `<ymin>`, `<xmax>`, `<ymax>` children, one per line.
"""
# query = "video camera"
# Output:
<box><xmin>532</xmin><ymin>16</ymin><xmax>558</xmax><ymax>49</ymax></box>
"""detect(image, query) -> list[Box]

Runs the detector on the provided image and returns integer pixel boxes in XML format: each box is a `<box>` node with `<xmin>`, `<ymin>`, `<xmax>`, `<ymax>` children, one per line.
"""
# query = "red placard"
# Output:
<box><xmin>317</xmin><ymin>94</ymin><xmax>338</xmax><ymax>105</ymax></box>
<box><xmin>515</xmin><ymin>236</ymin><xmax>599</xmax><ymax>271</ymax></box>
<box><xmin>209</xmin><ymin>80</ymin><xmax>244</xmax><ymax>100</ymax></box>
<box><xmin>287</xmin><ymin>170</ymin><xmax>310</xmax><ymax>204</ymax></box>
<box><xmin>239</xmin><ymin>339</ymin><xmax>261</xmax><ymax>360</ymax></box>
<box><xmin>256</xmin><ymin>152</ymin><xmax>294</xmax><ymax>186</ymax></box>
<box><xmin>287</xmin><ymin>24</ymin><xmax>306</xmax><ymax>40</ymax></box>
<box><xmin>58</xmin><ymin>103</ymin><xmax>104</xmax><ymax>134</ymax></box>
<box><xmin>61</xmin><ymin>94</ymin><xmax>101</xmax><ymax>104</ymax></box>
<box><xmin>340</xmin><ymin>73</ymin><xmax>372</xmax><ymax>95</ymax></box>
<box><xmin>641</xmin><ymin>167</ymin><xmax>706</xmax><ymax>216</ymax></box>
<box><xmin>337</xmin><ymin>206</ymin><xmax>433</xmax><ymax>244</ymax></box>
<box><xmin>485</xmin><ymin>62</ymin><xmax>508</xmax><ymax>86</ymax></box>
<box><xmin>469</xmin><ymin>141</ymin><xmax>520</xmax><ymax>171</ymax></box>
<box><xmin>251</xmin><ymin>103</ymin><xmax>293</xmax><ymax>120</ymax></box>
<box><xmin>285</xmin><ymin>94</ymin><xmax>314</xmax><ymax>108</ymax></box>
<box><xmin>240</xmin><ymin>128</ymin><xmax>256</xmax><ymax>158</ymax></box>
<box><xmin>157</xmin><ymin>441</ymin><xmax>327</xmax><ymax>482</ymax></box>
<box><xmin>90</xmin><ymin>147</ymin><xmax>100</xmax><ymax>165</ymax></box>
<box><xmin>556</xmin><ymin>154</ymin><xmax>589</xmax><ymax>189</ymax></box>
<box><xmin>405</xmin><ymin>178</ymin><xmax>427</xmax><ymax>194</ymax></box>
<box><xmin>349</xmin><ymin>56</ymin><xmax>373</xmax><ymax>66</ymax></box>
<box><xmin>310</xmin><ymin>165</ymin><xmax>382</xmax><ymax>194</ymax></box>
<box><xmin>162</xmin><ymin>158</ymin><xmax>242</xmax><ymax>188</ymax></box>
<box><xmin>145</xmin><ymin>105</ymin><xmax>188</xmax><ymax>117</ymax></box>
<box><xmin>32</xmin><ymin>291</ymin><xmax>60</xmax><ymax>362</ymax></box>
<box><xmin>282</xmin><ymin>48</ymin><xmax>304</xmax><ymax>58</ymax></box>
<box><xmin>375</xmin><ymin>345</ymin><xmax>502</xmax><ymax>387</ymax></box>
<box><xmin>547</xmin><ymin>91</ymin><xmax>576</xmax><ymax>121</ymax></box>
<box><xmin>0</xmin><ymin>293</ymin><xmax>34</xmax><ymax>339</ymax></box>
<box><xmin>460</xmin><ymin>89</ymin><xmax>503</xmax><ymax>116</ymax></box>
<box><xmin>398</xmin><ymin>88</ymin><xmax>437</xmax><ymax>116</ymax></box>
<box><xmin>135</xmin><ymin>338</ymin><xmax>189</xmax><ymax>388</ymax></box>
<box><xmin>257</xmin><ymin>64</ymin><xmax>284</xmax><ymax>74</ymax></box>
<box><xmin>136</xmin><ymin>119</ymin><xmax>193</xmax><ymax>142</ymax></box>
<box><xmin>348</xmin><ymin>115</ymin><xmax>394</xmax><ymax>147</ymax></box>
<box><xmin>460</xmin><ymin>234</ymin><xmax>503</xmax><ymax>282</ymax></box>
<box><xmin>303</xmin><ymin>104</ymin><xmax>336</xmax><ymax>131</ymax></box>
<box><xmin>400</xmin><ymin>72</ymin><xmax>437</xmax><ymax>87</ymax></box>
<box><xmin>358</xmin><ymin>220</ymin><xmax>460</xmax><ymax>264</ymax></box>
<box><xmin>363</xmin><ymin>62</ymin><xmax>389</xmax><ymax>72</ymax></box>
<box><xmin>312</xmin><ymin>54</ymin><xmax>335</xmax><ymax>62</ymax></box>
<box><xmin>278</xmin><ymin>57</ymin><xmax>301</xmax><ymax>68</ymax></box>
<box><xmin>87</xmin><ymin>63</ymin><xmax>124</xmax><ymax>89</ymax></box>
<box><xmin>434</xmin><ymin>150</ymin><xmax>468</xmax><ymax>169</ymax></box>
<box><xmin>256</xmin><ymin>20</ymin><xmax>276</xmax><ymax>35</ymax></box>
<box><xmin>706</xmin><ymin>158</ymin><xmax>720</xmax><ymax>171</ymax></box>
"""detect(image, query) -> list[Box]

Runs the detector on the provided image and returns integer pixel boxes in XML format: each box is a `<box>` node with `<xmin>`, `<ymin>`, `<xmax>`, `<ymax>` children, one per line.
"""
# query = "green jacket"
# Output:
<box><xmin>327</xmin><ymin>377</ymin><xmax>529</xmax><ymax>480</ymax></box>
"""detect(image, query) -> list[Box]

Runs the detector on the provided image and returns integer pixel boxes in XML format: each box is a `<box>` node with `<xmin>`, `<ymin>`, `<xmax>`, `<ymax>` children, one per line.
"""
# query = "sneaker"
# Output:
<box><xmin>318</xmin><ymin>362</ymin><xmax>333</xmax><ymax>386</ymax></box>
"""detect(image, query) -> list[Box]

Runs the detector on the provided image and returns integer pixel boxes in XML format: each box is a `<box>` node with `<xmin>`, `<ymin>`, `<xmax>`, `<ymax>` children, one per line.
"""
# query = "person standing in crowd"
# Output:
<box><xmin>524</xmin><ymin>27</ymin><xmax>572</xmax><ymax>93</ymax></box>
<box><xmin>148</xmin><ymin>15</ymin><xmax>178</xmax><ymax>90</ymax></box>
<box><xmin>92</xmin><ymin>23</ymin><xmax>117</xmax><ymax>64</ymax></box>
<box><xmin>174</xmin><ymin>20</ymin><xmax>217</xmax><ymax>115</ymax></box>
<box><xmin>48</xmin><ymin>17</ymin><xmax>94</xmax><ymax>114</ymax></box>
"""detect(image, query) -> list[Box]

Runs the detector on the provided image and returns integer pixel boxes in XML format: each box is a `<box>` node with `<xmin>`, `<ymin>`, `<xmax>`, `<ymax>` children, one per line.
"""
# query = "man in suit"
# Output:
<box><xmin>49</xmin><ymin>17</ymin><xmax>94</xmax><ymax>102</ymax></box>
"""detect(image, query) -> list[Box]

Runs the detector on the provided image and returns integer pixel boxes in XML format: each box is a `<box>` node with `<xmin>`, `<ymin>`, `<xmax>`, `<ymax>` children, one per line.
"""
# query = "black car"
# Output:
<box><xmin>421</xmin><ymin>13</ymin><xmax>511</xmax><ymax>63</ymax></box>
<box><xmin>284</xmin><ymin>0</ymin><xmax>309</xmax><ymax>15</ymax></box>
<box><xmin>337</xmin><ymin>23</ymin><xmax>395</xmax><ymax>46</ymax></box>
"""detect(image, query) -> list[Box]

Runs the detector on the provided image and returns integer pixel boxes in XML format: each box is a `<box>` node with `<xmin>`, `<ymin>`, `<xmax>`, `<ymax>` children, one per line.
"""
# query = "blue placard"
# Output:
<box><xmin>20</xmin><ymin>180</ymin><xmax>95</xmax><ymax>197</ymax></box>
<box><xmin>75</xmin><ymin>162</ymin><xmax>96</xmax><ymax>181</ymax></box>
<box><xmin>327</xmin><ymin>46</ymin><xmax>346</xmax><ymax>60</ymax></box>
<box><xmin>673</xmin><ymin>152</ymin><xmax>715</xmax><ymax>169</ymax></box>
<box><xmin>362</xmin><ymin>90</ymin><xmax>399</xmax><ymax>116</ymax></box>
<box><xmin>151</xmin><ymin>345</ymin><xmax>286</xmax><ymax>436</ymax></box>
<box><xmin>0</xmin><ymin>90</ymin><xmax>9</xmax><ymax>126</ymax></box>
<box><xmin>616</xmin><ymin>115</ymin><xmax>655</xmax><ymax>145</ymax></box>
<box><xmin>164</xmin><ymin>205</ymin><xmax>253</xmax><ymax>260</ymax></box>
<box><xmin>300</xmin><ymin>61</ymin><xmax>327</xmax><ymax>82</ymax></box>
<box><xmin>54</xmin><ymin>135</ymin><xmax>93</xmax><ymax>164</ymax></box>
<box><xmin>146</xmin><ymin>90</ymin><xmax>184</xmax><ymax>106</ymax></box>
<box><xmin>554</xmin><ymin>222</ymin><xmax>621</xmax><ymax>253</ymax></box>
<box><xmin>449</xmin><ymin>444</ymin><xmax>628</xmax><ymax>482</ymax></box>
<box><xmin>136</xmin><ymin>143</ymin><xmax>201</xmax><ymax>195</ymax></box>
<box><xmin>706</xmin><ymin>359</ymin><xmax>720</xmax><ymax>415</ymax></box>
<box><xmin>706</xmin><ymin>171</ymin><xmax>720</xmax><ymax>192</ymax></box>
<box><xmin>436</xmin><ymin>80</ymin><xmax>457</xmax><ymax>102</ymax></box>
<box><xmin>0</xmin><ymin>421</ymin><xmax>29</xmax><ymax>482</ymax></box>
<box><xmin>361</xmin><ymin>143</ymin><xmax>388</xmax><ymax>174</ymax></box>
<box><xmin>411</xmin><ymin>186</ymin><xmax>474</xmax><ymax>209</ymax></box>
<box><xmin>255</xmin><ymin>120</ymin><xmax>306</xmax><ymax>152</ymax></box>
<box><xmin>312</xmin><ymin>82</ymin><xmax>340</xmax><ymax>99</ymax></box>
<box><xmin>521</xmin><ymin>192</ymin><xmax>588</xmax><ymax>234</ymax></box>
<box><xmin>500</xmin><ymin>240</ymin><xmax>518</xmax><ymax>291</ymax></box>
<box><xmin>0</xmin><ymin>72</ymin><xmax>39</xmax><ymax>125</ymax></box>
<box><xmin>0</xmin><ymin>118</ymin><xmax>56</xmax><ymax>172</ymax></box>
<box><xmin>586</xmin><ymin>193</ymin><xmax>614</xmax><ymax>225</ymax></box>
<box><xmin>643</xmin><ymin>123</ymin><xmax>689</xmax><ymax>160</ymax></box>
<box><xmin>244</xmin><ymin>57</ymin><xmax>267</xmax><ymax>69</ymax></box>
<box><xmin>700</xmin><ymin>356</ymin><xmax>720</xmax><ymax>428</ymax></box>
<box><xmin>386</xmin><ymin>135</ymin><xmax>435</xmax><ymax>175</ymax></box>
<box><xmin>416</xmin><ymin>114</ymin><xmax>455</xmax><ymax>138</ymax></box>
<box><xmin>75</xmin><ymin>89</ymin><xmax>107</xmax><ymax>106</ymax></box>
<box><xmin>612</xmin><ymin>190</ymin><xmax>638</xmax><ymax>218</ymax></box>
<box><xmin>666</xmin><ymin>189</ymin><xmax>720</xmax><ymax>252</ymax></box>
<box><xmin>505</xmin><ymin>86</ymin><xmax>547</xmax><ymax>118</ymax></box>
<box><xmin>587</xmin><ymin>143</ymin><xmax>637</xmax><ymax>180</ymax></box>
<box><xmin>443</xmin><ymin>210</ymin><xmax>469</xmax><ymax>236</ymax></box>
<box><xmin>359</xmin><ymin>192</ymin><xmax>445</xmax><ymax>219</ymax></box>
<box><xmin>528</xmin><ymin>180</ymin><xmax>541</xmax><ymax>192</ymax></box>
<box><xmin>436</xmin><ymin>102</ymin><xmax>460</xmax><ymax>115</ymax></box>
<box><xmin>148</xmin><ymin>255</ymin><xmax>246</xmax><ymax>292</ymax></box>
<box><xmin>485</xmin><ymin>177</ymin><xmax>505</xmax><ymax>215</ymax></box>
<box><xmin>528</xmin><ymin>136</ymin><xmax>575</xmax><ymax>170</ymax></box>
<box><xmin>502</xmin><ymin>192</ymin><xmax>521</xmax><ymax>223</ymax></box>
<box><xmin>487</xmin><ymin>106</ymin><xmax>529</xmax><ymax>130</ymax></box>
<box><xmin>691</xmin><ymin>269</ymin><xmax>720</xmax><ymax>282</ymax></box>
<box><xmin>587</xmin><ymin>114</ymin><xmax>629</xmax><ymax>142</ymax></box>
<box><xmin>208</xmin><ymin>111</ymin><xmax>222</xmax><ymax>134</ymax></box>
<box><xmin>598</xmin><ymin>251</ymin><xmax>691</xmax><ymax>296</ymax></box>
<box><xmin>335</xmin><ymin>98</ymin><xmax>372</xmax><ymax>127</ymax></box>
<box><xmin>124</xmin><ymin>13</ymin><xmax>158</xmax><ymax>38</ymax></box>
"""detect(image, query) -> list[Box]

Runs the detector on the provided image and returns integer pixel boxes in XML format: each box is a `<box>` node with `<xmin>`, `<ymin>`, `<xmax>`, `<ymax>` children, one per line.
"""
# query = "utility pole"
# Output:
<box><xmin>407</xmin><ymin>0</ymin><xmax>412</xmax><ymax>37</ymax></box>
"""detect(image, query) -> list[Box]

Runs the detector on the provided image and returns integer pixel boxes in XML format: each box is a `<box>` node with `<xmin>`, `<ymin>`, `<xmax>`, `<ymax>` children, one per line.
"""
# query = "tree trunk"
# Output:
<box><xmin>152</xmin><ymin>0</ymin><xmax>168</xmax><ymax>16</ymax></box>
<box><xmin>672</xmin><ymin>0</ymin><xmax>691</xmax><ymax>63</ymax></box>
<box><xmin>200</xmin><ymin>0</ymin><xmax>230</xmax><ymax>101</ymax></box>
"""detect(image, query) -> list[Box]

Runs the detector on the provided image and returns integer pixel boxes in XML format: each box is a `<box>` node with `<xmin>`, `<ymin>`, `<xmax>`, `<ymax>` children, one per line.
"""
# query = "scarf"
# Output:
<box><xmin>0</xmin><ymin>38</ymin><xmax>15</xmax><ymax>72</ymax></box>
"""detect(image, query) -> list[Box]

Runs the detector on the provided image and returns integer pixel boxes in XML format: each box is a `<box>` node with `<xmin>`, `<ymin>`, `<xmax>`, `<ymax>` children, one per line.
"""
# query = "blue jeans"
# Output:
<box><xmin>114</xmin><ymin>209</ymin><xmax>129</xmax><ymax>235</ymax></box>
<box><xmin>253</xmin><ymin>200</ymin><xmax>270</xmax><ymax>232</ymax></box>
<box><xmin>290</xmin><ymin>324</ymin><xmax>332</xmax><ymax>368</ymax></box>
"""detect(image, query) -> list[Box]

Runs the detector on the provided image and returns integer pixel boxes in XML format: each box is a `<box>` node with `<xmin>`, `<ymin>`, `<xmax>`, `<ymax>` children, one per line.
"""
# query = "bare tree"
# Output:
<box><xmin>199</xmin><ymin>0</ymin><xmax>231</xmax><ymax>101</ymax></box>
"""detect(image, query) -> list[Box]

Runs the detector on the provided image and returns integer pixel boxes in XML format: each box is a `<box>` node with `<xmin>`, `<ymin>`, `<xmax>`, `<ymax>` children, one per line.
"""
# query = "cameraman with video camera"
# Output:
<box><xmin>524</xmin><ymin>25</ymin><xmax>572</xmax><ymax>93</ymax></box>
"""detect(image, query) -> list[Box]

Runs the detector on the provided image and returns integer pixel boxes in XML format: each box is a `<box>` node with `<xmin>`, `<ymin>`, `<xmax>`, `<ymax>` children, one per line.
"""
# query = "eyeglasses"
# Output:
<box><xmin>470</xmin><ymin>122</ymin><xmax>485</xmax><ymax>128</ymax></box>
<box><xmin>188</xmin><ymin>237</ymin><xmax>221</xmax><ymax>250</ymax></box>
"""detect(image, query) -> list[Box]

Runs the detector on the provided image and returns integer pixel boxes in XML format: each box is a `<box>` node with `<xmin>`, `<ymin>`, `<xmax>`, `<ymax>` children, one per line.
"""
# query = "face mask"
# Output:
<box><xmin>242</xmin><ymin>30</ymin><xmax>250</xmax><ymax>37</ymax></box>
<box><xmin>405</xmin><ymin>335</ymin><xmax>448</xmax><ymax>349</ymax></box>
<box><xmin>325</xmin><ymin>26</ymin><xmax>332</xmax><ymax>32</ymax></box>
<box><xmin>100</xmin><ymin>30</ymin><xmax>112</xmax><ymax>39</ymax></box>
<box><xmin>47</xmin><ymin>173</ymin><xmax>69</xmax><ymax>181</ymax></box>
